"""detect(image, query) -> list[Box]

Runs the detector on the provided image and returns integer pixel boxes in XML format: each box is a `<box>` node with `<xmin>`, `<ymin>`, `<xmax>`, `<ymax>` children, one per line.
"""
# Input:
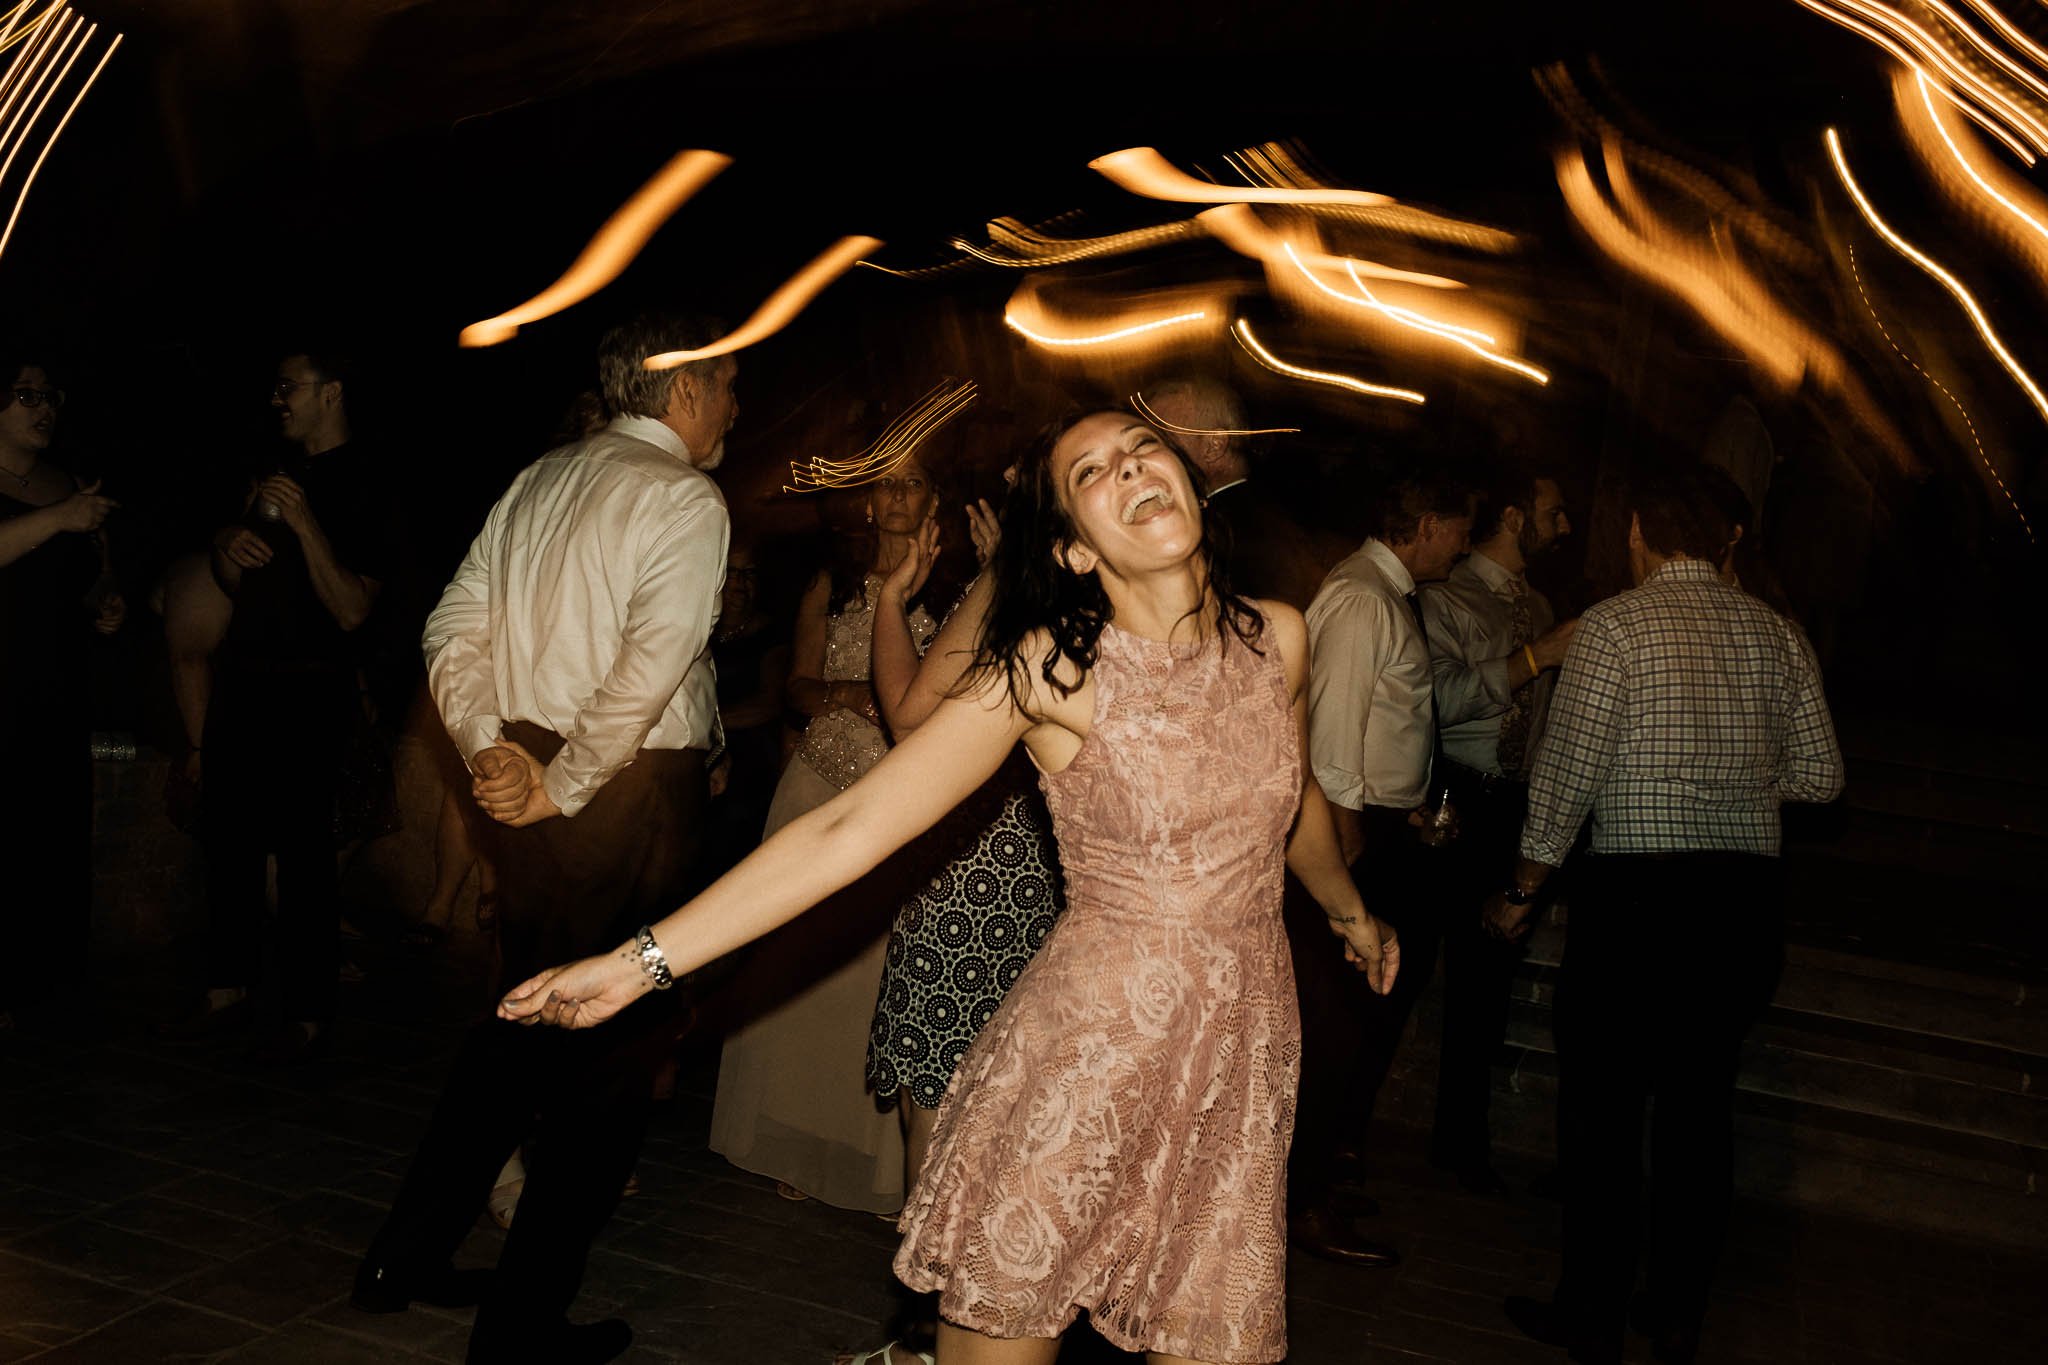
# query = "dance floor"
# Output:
<box><xmin>0</xmin><ymin>934</ymin><xmax>2036</xmax><ymax>1363</ymax></box>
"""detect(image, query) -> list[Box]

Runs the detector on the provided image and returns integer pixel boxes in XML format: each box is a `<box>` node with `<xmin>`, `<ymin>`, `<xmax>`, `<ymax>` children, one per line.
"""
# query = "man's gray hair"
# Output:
<box><xmin>597</xmin><ymin>313</ymin><xmax>727</xmax><ymax>420</ymax></box>
<box><xmin>1146</xmin><ymin>374</ymin><xmax>1249</xmax><ymax>434</ymax></box>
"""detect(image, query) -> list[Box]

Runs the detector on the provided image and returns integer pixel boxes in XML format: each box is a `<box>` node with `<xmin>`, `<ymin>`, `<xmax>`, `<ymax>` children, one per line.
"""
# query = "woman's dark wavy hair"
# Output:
<box><xmin>968</xmin><ymin>407</ymin><xmax>1265</xmax><ymax>712</ymax></box>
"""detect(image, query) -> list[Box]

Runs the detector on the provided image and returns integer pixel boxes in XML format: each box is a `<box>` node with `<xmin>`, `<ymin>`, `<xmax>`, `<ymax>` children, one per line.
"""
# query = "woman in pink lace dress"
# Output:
<box><xmin>503</xmin><ymin>409</ymin><xmax>1400</xmax><ymax>1365</ymax></box>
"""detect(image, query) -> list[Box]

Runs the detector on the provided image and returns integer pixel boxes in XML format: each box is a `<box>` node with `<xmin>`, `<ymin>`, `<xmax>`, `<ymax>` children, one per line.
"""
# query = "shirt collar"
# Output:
<box><xmin>607</xmin><ymin>415</ymin><xmax>694</xmax><ymax>465</ymax></box>
<box><xmin>1361</xmin><ymin>538</ymin><xmax>1416</xmax><ymax>595</ymax></box>
<box><xmin>1645</xmin><ymin>557</ymin><xmax>1721</xmax><ymax>587</ymax></box>
<box><xmin>1464</xmin><ymin>548</ymin><xmax>1523</xmax><ymax>595</ymax></box>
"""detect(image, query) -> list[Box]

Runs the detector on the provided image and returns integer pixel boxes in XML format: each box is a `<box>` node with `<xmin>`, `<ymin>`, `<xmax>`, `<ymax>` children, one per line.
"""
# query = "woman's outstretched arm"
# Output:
<box><xmin>1266</xmin><ymin>601</ymin><xmax>1400</xmax><ymax>996</ymax></box>
<box><xmin>500</xmin><ymin>671</ymin><xmax>1034</xmax><ymax>1029</ymax></box>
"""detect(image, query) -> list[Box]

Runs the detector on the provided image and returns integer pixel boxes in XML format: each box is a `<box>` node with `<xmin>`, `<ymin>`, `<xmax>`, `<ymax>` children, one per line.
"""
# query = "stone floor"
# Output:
<box><xmin>2</xmin><ymin>932</ymin><xmax>2042</xmax><ymax>1364</ymax></box>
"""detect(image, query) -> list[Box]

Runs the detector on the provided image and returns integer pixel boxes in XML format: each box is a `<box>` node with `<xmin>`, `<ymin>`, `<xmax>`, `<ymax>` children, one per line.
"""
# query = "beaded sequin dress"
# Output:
<box><xmin>896</xmin><ymin>620</ymin><xmax>1304</xmax><ymax>1362</ymax></box>
<box><xmin>710</xmin><ymin>574</ymin><xmax>935</xmax><ymax>1213</ymax></box>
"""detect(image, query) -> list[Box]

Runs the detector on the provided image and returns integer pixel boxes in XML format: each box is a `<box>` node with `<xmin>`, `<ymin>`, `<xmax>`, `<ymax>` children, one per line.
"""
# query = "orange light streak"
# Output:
<box><xmin>1848</xmin><ymin>246</ymin><xmax>2034</xmax><ymax>541</ymax></box>
<box><xmin>1956</xmin><ymin>0</ymin><xmax>2048</xmax><ymax>75</ymax></box>
<box><xmin>1901</xmin><ymin>68</ymin><xmax>2048</xmax><ymax>290</ymax></box>
<box><xmin>1005</xmin><ymin>308</ymin><xmax>1211</xmax><ymax>349</ymax></box>
<box><xmin>1229</xmin><ymin>319</ymin><xmax>1426</xmax><ymax>405</ymax></box>
<box><xmin>459</xmin><ymin>150</ymin><xmax>732</xmax><ymax>348</ymax></box>
<box><xmin>1223</xmin><ymin>141</ymin><xmax>1520</xmax><ymax>252</ymax></box>
<box><xmin>643</xmin><ymin>235</ymin><xmax>883</xmax><ymax>369</ymax></box>
<box><xmin>1826</xmin><ymin>126</ymin><xmax>2048</xmax><ymax>423</ymax></box>
<box><xmin>1128</xmin><ymin>391</ymin><xmax>1301</xmax><ymax>437</ymax></box>
<box><xmin>0</xmin><ymin>9</ymin><xmax>79</xmax><ymax>160</ymax></box>
<box><xmin>0</xmin><ymin>21</ymin><xmax>114</xmax><ymax>262</ymax></box>
<box><xmin>1196</xmin><ymin>204</ymin><xmax>1465</xmax><ymax>289</ymax></box>
<box><xmin>1092</xmin><ymin>146</ymin><xmax>1394</xmax><ymax>209</ymax></box>
<box><xmin>786</xmin><ymin>379</ymin><xmax>978</xmax><ymax>493</ymax></box>
<box><xmin>1792</xmin><ymin>0</ymin><xmax>2048</xmax><ymax>157</ymax></box>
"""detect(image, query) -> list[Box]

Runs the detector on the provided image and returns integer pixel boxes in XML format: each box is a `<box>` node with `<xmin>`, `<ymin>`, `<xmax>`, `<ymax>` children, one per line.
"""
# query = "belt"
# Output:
<box><xmin>1441</xmin><ymin>758</ymin><xmax>1525</xmax><ymax>797</ymax></box>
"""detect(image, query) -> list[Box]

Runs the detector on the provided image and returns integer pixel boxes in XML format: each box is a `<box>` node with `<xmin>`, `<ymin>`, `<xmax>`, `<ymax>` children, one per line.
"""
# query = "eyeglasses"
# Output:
<box><xmin>8</xmin><ymin>386</ymin><xmax>64</xmax><ymax>409</ymax></box>
<box><xmin>271</xmin><ymin>378</ymin><xmax>331</xmax><ymax>400</ymax></box>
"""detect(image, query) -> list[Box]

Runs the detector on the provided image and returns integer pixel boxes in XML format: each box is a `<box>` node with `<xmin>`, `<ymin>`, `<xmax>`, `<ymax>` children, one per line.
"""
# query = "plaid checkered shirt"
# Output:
<box><xmin>1519</xmin><ymin>559</ymin><xmax>1843</xmax><ymax>863</ymax></box>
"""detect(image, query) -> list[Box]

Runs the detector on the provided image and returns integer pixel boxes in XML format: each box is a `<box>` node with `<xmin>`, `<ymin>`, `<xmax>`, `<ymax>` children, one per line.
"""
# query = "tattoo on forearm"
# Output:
<box><xmin>1325</xmin><ymin>912</ymin><xmax>1360</xmax><ymax>925</ymax></box>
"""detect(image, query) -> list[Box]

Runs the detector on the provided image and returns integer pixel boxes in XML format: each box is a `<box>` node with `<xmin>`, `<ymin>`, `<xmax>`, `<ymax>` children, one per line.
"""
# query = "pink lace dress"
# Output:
<box><xmin>895</xmin><ymin>620</ymin><xmax>1304</xmax><ymax>1362</ymax></box>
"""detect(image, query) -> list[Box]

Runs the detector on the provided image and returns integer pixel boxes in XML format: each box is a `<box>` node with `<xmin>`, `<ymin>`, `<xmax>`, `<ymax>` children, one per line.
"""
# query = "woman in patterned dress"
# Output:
<box><xmin>507</xmin><ymin>410</ymin><xmax>1400</xmax><ymax>1365</ymax></box>
<box><xmin>709</xmin><ymin>461</ymin><xmax>941</xmax><ymax>1213</ymax></box>
<box><xmin>861</xmin><ymin>491</ymin><xmax>1064</xmax><ymax>1359</ymax></box>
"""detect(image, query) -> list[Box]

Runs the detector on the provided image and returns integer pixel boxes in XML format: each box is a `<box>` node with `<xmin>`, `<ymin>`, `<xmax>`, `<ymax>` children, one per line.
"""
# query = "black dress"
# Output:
<box><xmin>0</xmin><ymin>490</ymin><xmax>102</xmax><ymax>1011</ymax></box>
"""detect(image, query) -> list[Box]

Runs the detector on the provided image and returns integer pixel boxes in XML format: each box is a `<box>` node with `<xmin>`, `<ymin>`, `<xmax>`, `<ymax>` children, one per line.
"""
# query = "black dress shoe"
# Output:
<box><xmin>1504</xmin><ymin>1296</ymin><xmax>1620</xmax><ymax>1364</ymax></box>
<box><xmin>352</xmin><ymin>1261</ymin><xmax>493</xmax><ymax>1314</ymax></box>
<box><xmin>468</xmin><ymin>1317</ymin><xmax>632</xmax><ymax>1365</ymax></box>
<box><xmin>1288</xmin><ymin>1205</ymin><xmax>1400</xmax><ymax>1267</ymax></box>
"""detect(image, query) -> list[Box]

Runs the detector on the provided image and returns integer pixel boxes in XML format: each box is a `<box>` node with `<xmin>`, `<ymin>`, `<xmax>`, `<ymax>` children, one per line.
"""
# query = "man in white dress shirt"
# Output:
<box><xmin>1417</xmin><ymin>463</ymin><xmax>1577</xmax><ymax>1197</ymax></box>
<box><xmin>1288</xmin><ymin>466</ymin><xmax>1474</xmax><ymax>1267</ymax></box>
<box><xmin>354</xmin><ymin>314</ymin><xmax>738</xmax><ymax>1365</ymax></box>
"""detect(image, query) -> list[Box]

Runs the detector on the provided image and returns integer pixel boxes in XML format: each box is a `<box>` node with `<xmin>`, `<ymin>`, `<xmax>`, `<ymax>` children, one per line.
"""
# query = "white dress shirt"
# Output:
<box><xmin>1420</xmin><ymin>550</ymin><xmax>1557</xmax><ymax>777</ymax></box>
<box><xmin>424</xmin><ymin>416</ymin><xmax>729</xmax><ymax>818</ymax></box>
<box><xmin>1305</xmin><ymin>538</ymin><xmax>1434</xmax><ymax>811</ymax></box>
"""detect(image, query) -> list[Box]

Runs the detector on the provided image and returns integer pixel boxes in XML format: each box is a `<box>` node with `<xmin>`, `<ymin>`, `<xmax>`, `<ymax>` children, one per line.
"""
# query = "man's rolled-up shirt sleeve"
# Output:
<box><xmin>1306</xmin><ymin>587</ymin><xmax>1392</xmax><ymax>811</ymax></box>
<box><xmin>423</xmin><ymin>504</ymin><xmax>506</xmax><ymax>767</ymax></box>
<box><xmin>1422</xmin><ymin>589</ymin><xmax>1512</xmax><ymax>726</ymax></box>
<box><xmin>542</xmin><ymin>498</ymin><xmax>729</xmax><ymax>817</ymax></box>
<box><xmin>1520</xmin><ymin>613</ymin><xmax>1626</xmax><ymax>866</ymax></box>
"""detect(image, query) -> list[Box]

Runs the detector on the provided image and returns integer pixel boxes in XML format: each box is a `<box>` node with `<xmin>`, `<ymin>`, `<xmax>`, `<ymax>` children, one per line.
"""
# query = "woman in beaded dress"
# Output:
<box><xmin>709</xmin><ymin>461</ymin><xmax>941</xmax><ymax>1213</ymax></box>
<box><xmin>509</xmin><ymin>410</ymin><xmax>1400</xmax><ymax>1365</ymax></box>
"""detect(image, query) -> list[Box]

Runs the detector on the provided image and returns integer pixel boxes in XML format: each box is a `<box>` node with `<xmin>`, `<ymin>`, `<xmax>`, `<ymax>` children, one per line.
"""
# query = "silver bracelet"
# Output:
<box><xmin>633</xmin><ymin>925</ymin><xmax>675</xmax><ymax>991</ymax></box>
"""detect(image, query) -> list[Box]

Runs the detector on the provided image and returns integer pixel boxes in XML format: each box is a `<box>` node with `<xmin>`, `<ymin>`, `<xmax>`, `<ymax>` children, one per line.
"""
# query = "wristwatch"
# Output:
<box><xmin>1501</xmin><ymin>884</ymin><xmax>1537</xmax><ymax>906</ymax></box>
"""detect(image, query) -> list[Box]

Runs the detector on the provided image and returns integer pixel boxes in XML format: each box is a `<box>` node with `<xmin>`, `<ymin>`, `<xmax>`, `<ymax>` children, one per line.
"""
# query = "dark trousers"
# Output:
<box><xmin>367</xmin><ymin>730</ymin><xmax>708</xmax><ymax>1352</ymax></box>
<box><xmin>1286</xmin><ymin>802</ymin><xmax>1432</xmax><ymax>1211</ymax></box>
<box><xmin>1428</xmin><ymin>765</ymin><xmax>1529</xmax><ymax>1168</ymax></box>
<box><xmin>1554</xmin><ymin>852</ymin><xmax>1783</xmax><ymax>1357</ymax></box>
<box><xmin>203</xmin><ymin>663</ymin><xmax>352</xmax><ymax>1022</ymax></box>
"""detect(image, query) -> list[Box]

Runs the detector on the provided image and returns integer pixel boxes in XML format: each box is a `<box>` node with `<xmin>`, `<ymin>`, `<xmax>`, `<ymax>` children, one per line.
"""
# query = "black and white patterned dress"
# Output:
<box><xmin>866</xmin><ymin>752</ymin><xmax>1065</xmax><ymax>1109</ymax></box>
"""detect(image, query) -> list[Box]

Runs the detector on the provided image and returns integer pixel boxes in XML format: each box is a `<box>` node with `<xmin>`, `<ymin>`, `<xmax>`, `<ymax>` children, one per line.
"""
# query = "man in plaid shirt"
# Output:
<box><xmin>1496</xmin><ymin>465</ymin><xmax>1842</xmax><ymax>1365</ymax></box>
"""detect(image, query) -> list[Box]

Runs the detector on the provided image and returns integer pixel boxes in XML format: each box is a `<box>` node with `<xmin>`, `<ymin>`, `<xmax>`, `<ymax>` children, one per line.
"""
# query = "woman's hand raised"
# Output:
<box><xmin>880</xmin><ymin>503</ymin><xmax>940</xmax><ymax>605</ymax></box>
<box><xmin>966</xmin><ymin>497</ymin><xmax>1000</xmax><ymax>569</ymax></box>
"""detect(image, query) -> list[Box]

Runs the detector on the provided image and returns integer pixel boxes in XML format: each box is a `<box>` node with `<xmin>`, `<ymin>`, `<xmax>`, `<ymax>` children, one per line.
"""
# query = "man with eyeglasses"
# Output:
<box><xmin>167</xmin><ymin>347</ymin><xmax>392</xmax><ymax>1062</ymax></box>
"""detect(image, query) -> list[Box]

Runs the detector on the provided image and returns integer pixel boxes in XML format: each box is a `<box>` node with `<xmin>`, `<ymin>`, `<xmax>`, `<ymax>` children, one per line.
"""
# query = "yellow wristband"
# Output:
<box><xmin>1522</xmin><ymin>643</ymin><xmax>1540</xmax><ymax>677</ymax></box>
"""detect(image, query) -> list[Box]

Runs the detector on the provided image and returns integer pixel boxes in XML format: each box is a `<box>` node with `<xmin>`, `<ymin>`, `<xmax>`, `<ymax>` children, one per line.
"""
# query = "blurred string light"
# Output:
<box><xmin>1825</xmin><ymin>126</ymin><xmax>2048</xmax><ymax>424</ymax></box>
<box><xmin>1128</xmin><ymin>391</ymin><xmax>1301</xmax><ymax>436</ymax></box>
<box><xmin>1537</xmin><ymin>63</ymin><xmax>1821</xmax><ymax>270</ymax></box>
<box><xmin>1001</xmin><ymin>275</ymin><xmax>1225</xmax><ymax>353</ymax></box>
<box><xmin>1848</xmin><ymin>246</ymin><xmax>2035</xmax><ymax>540</ymax></box>
<box><xmin>460</xmin><ymin>150</ymin><xmax>732</xmax><ymax>348</ymax></box>
<box><xmin>1276</xmin><ymin>240</ymin><xmax>1551</xmax><ymax>385</ymax></box>
<box><xmin>785</xmin><ymin>379</ymin><xmax>977</xmax><ymax>493</ymax></box>
<box><xmin>1197</xmin><ymin>204</ymin><xmax>1465</xmax><ymax>289</ymax></box>
<box><xmin>1229</xmin><ymin>318</ymin><xmax>1426</xmax><ymax>405</ymax></box>
<box><xmin>1554</xmin><ymin>138</ymin><xmax>1916</xmax><ymax>472</ymax></box>
<box><xmin>0</xmin><ymin>2</ymin><xmax>120</xmax><ymax>266</ymax></box>
<box><xmin>1788</xmin><ymin>0</ymin><xmax>2048</xmax><ymax>161</ymax></box>
<box><xmin>1220</xmin><ymin>141</ymin><xmax>1520</xmax><ymax>253</ymax></box>
<box><xmin>1091</xmin><ymin>146</ymin><xmax>1395</xmax><ymax>209</ymax></box>
<box><xmin>1896</xmin><ymin>66</ymin><xmax>2048</xmax><ymax>296</ymax></box>
<box><xmin>644</xmin><ymin>236</ymin><xmax>883</xmax><ymax>369</ymax></box>
<box><xmin>951</xmin><ymin>216</ymin><xmax>1201</xmax><ymax>267</ymax></box>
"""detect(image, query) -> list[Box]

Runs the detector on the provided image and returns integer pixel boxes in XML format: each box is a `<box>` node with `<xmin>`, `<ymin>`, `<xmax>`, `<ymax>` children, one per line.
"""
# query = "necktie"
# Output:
<box><xmin>1497</xmin><ymin>577</ymin><xmax>1535</xmax><ymax>779</ymax></box>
